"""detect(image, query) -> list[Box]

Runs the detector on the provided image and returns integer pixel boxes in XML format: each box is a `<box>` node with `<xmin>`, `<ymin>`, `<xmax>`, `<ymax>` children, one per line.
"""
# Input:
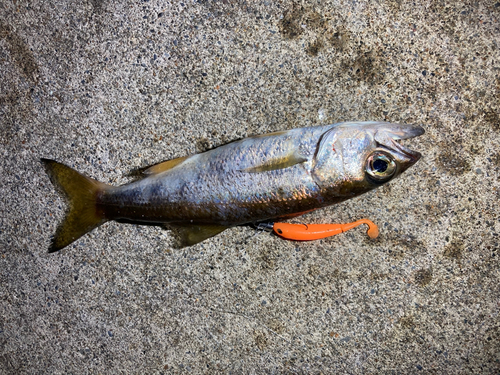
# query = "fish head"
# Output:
<box><xmin>312</xmin><ymin>121</ymin><xmax>424</xmax><ymax>198</ymax></box>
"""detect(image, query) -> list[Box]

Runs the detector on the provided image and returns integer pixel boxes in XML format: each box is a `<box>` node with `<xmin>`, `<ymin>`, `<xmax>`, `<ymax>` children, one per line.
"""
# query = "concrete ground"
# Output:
<box><xmin>1</xmin><ymin>0</ymin><xmax>499</xmax><ymax>373</ymax></box>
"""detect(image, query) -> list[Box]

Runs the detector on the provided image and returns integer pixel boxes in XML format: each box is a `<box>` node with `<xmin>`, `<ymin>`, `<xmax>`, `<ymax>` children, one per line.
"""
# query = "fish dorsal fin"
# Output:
<box><xmin>143</xmin><ymin>156</ymin><xmax>189</xmax><ymax>175</ymax></box>
<box><xmin>167</xmin><ymin>223</ymin><xmax>229</xmax><ymax>247</ymax></box>
<box><xmin>249</xmin><ymin>130</ymin><xmax>288</xmax><ymax>139</ymax></box>
<box><xmin>242</xmin><ymin>151</ymin><xmax>307</xmax><ymax>173</ymax></box>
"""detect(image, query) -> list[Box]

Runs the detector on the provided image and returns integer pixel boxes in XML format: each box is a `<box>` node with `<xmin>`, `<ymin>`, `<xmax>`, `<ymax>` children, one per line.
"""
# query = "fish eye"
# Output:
<box><xmin>366</xmin><ymin>151</ymin><xmax>397</xmax><ymax>181</ymax></box>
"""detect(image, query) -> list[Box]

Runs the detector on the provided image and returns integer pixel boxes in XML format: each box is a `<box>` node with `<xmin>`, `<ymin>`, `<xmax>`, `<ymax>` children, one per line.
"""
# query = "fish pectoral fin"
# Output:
<box><xmin>166</xmin><ymin>223</ymin><xmax>229</xmax><ymax>247</ymax></box>
<box><xmin>241</xmin><ymin>151</ymin><xmax>307</xmax><ymax>173</ymax></box>
<box><xmin>143</xmin><ymin>155</ymin><xmax>189</xmax><ymax>175</ymax></box>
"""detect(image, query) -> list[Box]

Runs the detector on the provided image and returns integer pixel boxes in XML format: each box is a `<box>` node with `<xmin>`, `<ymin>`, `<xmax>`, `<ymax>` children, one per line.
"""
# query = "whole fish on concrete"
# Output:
<box><xmin>42</xmin><ymin>121</ymin><xmax>424</xmax><ymax>252</ymax></box>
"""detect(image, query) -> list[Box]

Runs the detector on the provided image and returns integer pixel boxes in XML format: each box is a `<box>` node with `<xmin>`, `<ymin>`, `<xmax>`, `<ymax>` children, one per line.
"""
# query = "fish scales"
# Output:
<box><xmin>100</xmin><ymin>126</ymin><xmax>328</xmax><ymax>224</ymax></box>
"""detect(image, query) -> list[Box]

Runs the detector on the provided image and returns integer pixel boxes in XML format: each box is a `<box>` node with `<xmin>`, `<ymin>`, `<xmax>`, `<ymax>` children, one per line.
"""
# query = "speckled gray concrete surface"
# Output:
<box><xmin>1</xmin><ymin>0</ymin><xmax>499</xmax><ymax>373</ymax></box>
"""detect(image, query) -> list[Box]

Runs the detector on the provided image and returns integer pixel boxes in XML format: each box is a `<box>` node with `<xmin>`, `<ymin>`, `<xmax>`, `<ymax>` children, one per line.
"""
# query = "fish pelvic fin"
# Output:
<box><xmin>166</xmin><ymin>223</ymin><xmax>229</xmax><ymax>248</ymax></box>
<box><xmin>41</xmin><ymin>159</ymin><xmax>109</xmax><ymax>253</ymax></box>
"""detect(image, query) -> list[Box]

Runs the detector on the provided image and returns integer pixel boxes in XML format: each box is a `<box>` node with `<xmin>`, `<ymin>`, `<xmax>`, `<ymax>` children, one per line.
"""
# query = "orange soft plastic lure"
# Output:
<box><xmin>272</xmin><ymin>219</ymin><xmax>379</xmax><ymax>241</ymax></box>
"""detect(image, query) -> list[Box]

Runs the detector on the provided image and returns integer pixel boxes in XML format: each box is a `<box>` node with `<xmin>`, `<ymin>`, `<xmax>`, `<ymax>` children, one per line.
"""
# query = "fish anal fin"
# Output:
<box><xmin>242</xmin><ymin>152</ymin><xmax>307</xmax><ymax>173</ymax></box>
<box><xmin>271</xmin><ymin>209</ymin><xmax>317</xmax><ymax>221</ymax></box>
<box><xmin>166</xmin><ymin>223</ymin><xmax>229</xmax><ymax>247</ymax></box>
<box><xmin>144</xmin><ymin>156</ymin><xmax>189</xmax><ymax>175</ymax></box>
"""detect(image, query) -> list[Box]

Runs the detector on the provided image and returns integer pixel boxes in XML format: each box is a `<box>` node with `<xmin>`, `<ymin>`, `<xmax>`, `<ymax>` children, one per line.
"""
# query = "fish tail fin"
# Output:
<box><xmin>41</xmin><ymin>158</ymin><xmax>110</xmax><ymax>253</ymax></box>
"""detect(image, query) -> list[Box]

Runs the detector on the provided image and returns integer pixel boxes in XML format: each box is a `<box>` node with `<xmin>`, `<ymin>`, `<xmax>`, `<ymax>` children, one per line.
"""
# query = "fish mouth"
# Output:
<box><xmin>381</xmin><ymin>124</ymin><xmax>425</xmax><ymax>140</ymax></box>
<box><xmin>374</xmin><ymin>124</ymin><xmax>424</xmax><ymax>162</ymax></box>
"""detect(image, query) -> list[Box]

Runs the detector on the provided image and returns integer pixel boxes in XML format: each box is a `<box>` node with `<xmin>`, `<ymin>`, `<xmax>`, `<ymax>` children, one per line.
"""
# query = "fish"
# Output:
<box><xmin>42</xmin><ymin>121</ymin><xmax>424</xmax><ymax>252</ymax></box>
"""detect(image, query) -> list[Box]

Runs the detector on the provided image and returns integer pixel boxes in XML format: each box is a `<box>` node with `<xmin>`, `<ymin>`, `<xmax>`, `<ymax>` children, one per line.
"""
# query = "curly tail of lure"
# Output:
<box><xmin>272</xmin><ymin>219</ymin><xmax>379</xmax><ymax>241</ymax></box>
